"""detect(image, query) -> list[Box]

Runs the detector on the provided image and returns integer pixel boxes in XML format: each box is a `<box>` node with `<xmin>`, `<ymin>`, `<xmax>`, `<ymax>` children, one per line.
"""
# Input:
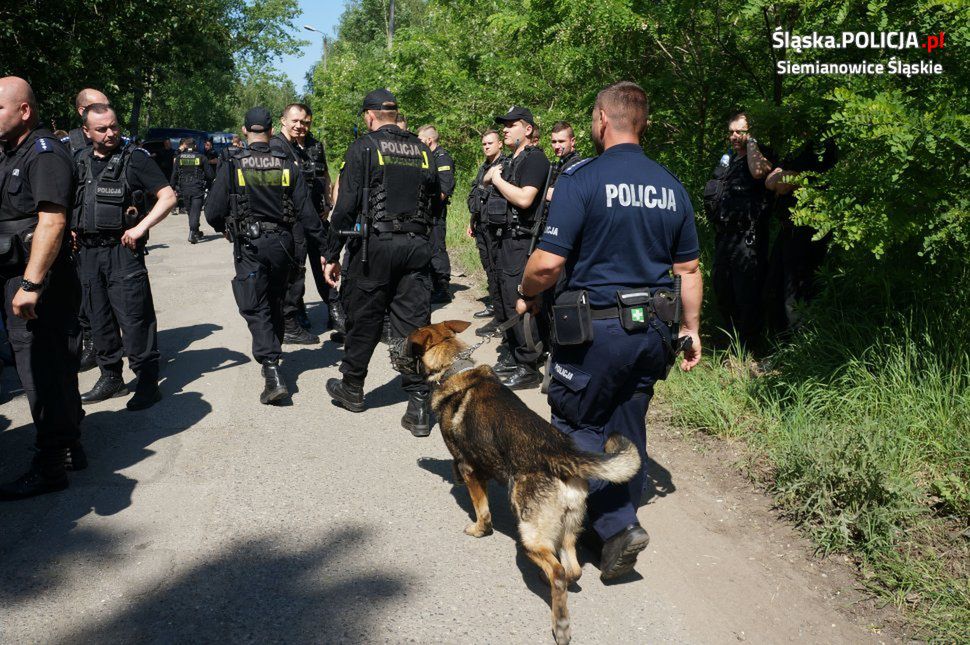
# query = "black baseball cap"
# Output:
<box><xmin>244</xmin><ymin>107</ymin><xmax>273</xmax><ymax>132</ymax></box>
<box><xmin>495</xmin><ymin>105</ymin><xmax>535</xmax><ymax>127</ymax></box>
<box><xmin>360</xmin><ymin>89</ymin><xmax>398</xmax><ymax>114</ymax></box>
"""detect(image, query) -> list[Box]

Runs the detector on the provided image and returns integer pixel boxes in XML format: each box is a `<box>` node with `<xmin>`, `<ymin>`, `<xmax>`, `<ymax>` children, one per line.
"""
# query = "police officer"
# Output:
<box><xmin>73</xmin><ymin>104</ymin><xmax>176</xmax><ymax>410</ymax></box>
<box><xmin>483</xmin><ymin>106</ymin><xmax>550</xmax><ymax>389</ymax></box>
<box><xmin>62</xmin><ymin>89</ymin><xmax>110</xmax><ymax>373</ymax></box>
<box><xmin>271</xmin><ymin>103</ymin><xmax>332</xmax><ymax>345</ymax></box>
<box><xmin>170</xmin><ymin>137</ymin><xmax>213</xmax><ymax>243</ymax></box>
<box><xmin>417</xmin><ymin>125</ymin><xmax>455</xmax><ymax>304</ymax></box>
<box><xmin>466</xmin><ymin>129</ymin><xmax>505</xmax><ymax>334</ymax></box>
<box><xmin>704</xmin><ymin>112</ymin><xmax>773</xmax><ymax>348</ymax></box>
<box><xmin>62</xmin><ymin>88</ymin><xmax>109</xmax><ymax>157</ymax></box>
<box><xmin>324</xmin><ymin>89</ymin><xmax>439</xmax><ymax>437</ymax></box>
<box><xmin>516</xmin><ymin>81</ymin><xmax>702</xmax><ymax>579</ymax></box>
<box><xmin>205</xmin><ymin>107</ymin><xmax>329</xmax><ymax>405</ymax></box>
<box><xmin>0</xmin><ymin>77</ymin><xmax>84</xmax><ymax>499</ymax></box>
<box><xmin>548</xmin><ymin>120</ymin><xmax>583</xmax><ymax>200</ymax></box>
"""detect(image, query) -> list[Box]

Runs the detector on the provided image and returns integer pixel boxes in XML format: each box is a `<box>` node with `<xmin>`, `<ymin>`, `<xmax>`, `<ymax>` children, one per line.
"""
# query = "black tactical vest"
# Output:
<box><xmin>175</xmin><ymin>151</ymin><xmax>205</xmax><ymax>188</ymax></box>
<box><xmin>365</xmin><ymin>130</ymin><xmax>434</xmax><ymax>227</ymax></box>
<box><xmin>74</xmin><ymin>145</ymin><xmax>138</xmax><ymax>234</ymax></box>
<box><xmin>227</xmin><ymin>146</ymin><xmax>296</xmax><ymax>224</ymax></box>
<box><xmin>485</xmin><ymin>145</ymin><xmax>542</xmax><ymax>227</ymax></box>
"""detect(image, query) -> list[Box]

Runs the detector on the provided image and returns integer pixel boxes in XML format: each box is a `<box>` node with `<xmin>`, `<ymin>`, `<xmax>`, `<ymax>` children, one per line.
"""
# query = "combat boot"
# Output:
<box><xmin>401</xmin><ymin>391</ymin><xmax>432</xmax><ymax>437</ymax></box>
<box><xmin>283</xmin><ymin>316</ymin><xmax>318</xmax><ymax>345</ymax></box>
<box><xmin>0</xmin><ymin>449</ymin><xmax>70</xmax><ymax>501</ymax></box>
<box><xmin>473</xmin><ymin>304</ymin><xmax>495</xmax><ymax>319</ymax></box>
<box><xmin>260</xmin><ymin>360</ymin><xmax>289</xmax><ymax>405</ymax></box>
<box><xmin>475</xmin><ymin>319</ymin><xmax>500</xmax><ymax>337</ymax></box>
<box><xmin>127</xmin><ymin>367</ymin><xmax>162</xmax><ymax>411</ymax></box>
<box><xmin>78</xmin><ymin>331</ymin><xmax>97</xmax><ymax>372</ymax></box>
<box><xmin>81</xmin><ymin>372</ymin><xmax>128</xmax><ymax>403</ymax></box>
<box><xmin>65</xmin><ymin>441</ymin><xmax>88</xmax><ymax>471</ymax></box>
<box><xmin>327</xmin><ymin>301</ymin><xmax>347</xmax><ymax>333</ymax></box>
<box><xmin>380</xmin><ymin>315</ymin><xmax>392</xmax><ymax>344</ymax></box>
<box><xmin>326</xmin><ymin>377</ymin><xmax>365</xmax><ymax>412</ymax></box>
<box><xmin>500</xmin><ymin>363</ymin><xmax>543</xmax><ymax>390</ymax></box>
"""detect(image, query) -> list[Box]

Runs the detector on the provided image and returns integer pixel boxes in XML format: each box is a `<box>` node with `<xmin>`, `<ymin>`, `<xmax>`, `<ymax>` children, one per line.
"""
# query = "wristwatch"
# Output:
<box><xmin>517</xmin><ymin>284</ymin><xmax>536</xmax><ymax>301</ymax></box>
<box><xmin>20</xmin><ymin>277</ymin><xmax>45</xmax><ymax>293</ymax></box>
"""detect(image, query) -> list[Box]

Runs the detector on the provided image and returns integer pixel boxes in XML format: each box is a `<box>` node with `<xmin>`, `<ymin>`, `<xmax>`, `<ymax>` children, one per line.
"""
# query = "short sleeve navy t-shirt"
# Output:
<box><xmin>537</xmin><ymin>143</ymin><xmax>699</xmax><ymax>307</ymax></box>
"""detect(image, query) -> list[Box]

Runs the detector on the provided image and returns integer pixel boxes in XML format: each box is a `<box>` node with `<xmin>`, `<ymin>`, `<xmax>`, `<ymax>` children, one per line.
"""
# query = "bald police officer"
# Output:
<box><xmin>205</xmin><ymin>107</ymin><xmax>330</xmax><ymax>405</ymax></box>
<box><xmin>517</xmin><ymin>82</ymin><xmax>702</xmax><ymax>580</ymax></box>
<box><xmin>0</xmin><ymin>77</ymin><xmax>84</xmax><ymax>500</ymax></box>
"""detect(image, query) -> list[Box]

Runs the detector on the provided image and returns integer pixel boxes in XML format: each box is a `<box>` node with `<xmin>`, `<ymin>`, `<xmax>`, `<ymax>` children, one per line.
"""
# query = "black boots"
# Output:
<box><xmin>260</xmin><ymin>360</ymin><xmax>289</xmax><ymax>405</ymax></box>
<box><xmin>0</xmin><ymin>449</ymin><xmax>70</xmax><ymax>501</ymax></box>
<box><xmin>78</xmin><ymin>331</ymin><xmax>97</xmax><ymax>372</ymax></box>
<box><xmin>475</xmin><ymin>319</ymin><xmax>500</xmax><ymax>337</ymax></box>
<box><xmin>81</xmin><ymin>373</ymin><xmax>127</xmax><ymax>404</ymax></box>
<box><xmin>499</xmin><ymin>363</ymin><xmax>543</xmax><ymax>390</ymax></box>
<box><xmin>188</xmin><ymin>230</ymin><xmax>201</xmax><ymax>244</ymax></box>
<box><xmin>283</xmin><ymin>316</ymin><xmax>318</xmax><ymax>345</ymax></box>
<box><xmin>380</xmin><ymin>316</ymin><xmax>392</xmax><ymax>344</ymax></box>
<box><xmin>127</xmin><ymin>369</ymin><xmax>161</xmax><ymax>411</ymax></box>
<box><xmin>473</xmin><ymin>304</ymin><xmax>495</xmax><ymax>319</ymax></box>
<box><xmin>599</xmin><ymin>524</ymin><xmax>651</xmax><ymax>581</ymax></box>
<box><xmin>326</xmin><ymin>377</ymin><xmax>365</xmax><ymax>412</ymax></box>
<box><xmin>401</xmin><ymin>392</ymin><xmax>432</xmax><ymax>437</ymax></box>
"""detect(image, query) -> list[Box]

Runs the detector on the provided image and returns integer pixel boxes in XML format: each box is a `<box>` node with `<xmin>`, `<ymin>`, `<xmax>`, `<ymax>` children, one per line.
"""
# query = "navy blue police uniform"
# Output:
<box><xmin>537</xmin><ymin>142</ymin><xmax>699</xmax><ymax>543</ymax></box>
<box><xmin>0</xmin><ymin>128</ymin><xmax>84</xmax><ymax>499</ymax></box>
<box><xmin>170</xmin><ymin>147</ymin><xmax>213</xmax><ymax>242</ymax></box>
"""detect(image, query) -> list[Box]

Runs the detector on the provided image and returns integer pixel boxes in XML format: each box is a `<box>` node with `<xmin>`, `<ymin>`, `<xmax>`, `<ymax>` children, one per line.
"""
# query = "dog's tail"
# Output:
<box><xmin>572</xmin><ymin>434</ymin><xmax>641</xmax><ymax>483</ymax></box>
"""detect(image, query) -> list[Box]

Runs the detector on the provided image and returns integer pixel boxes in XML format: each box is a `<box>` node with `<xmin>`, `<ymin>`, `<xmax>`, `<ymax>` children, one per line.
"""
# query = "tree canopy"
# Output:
<box><xmin>310</xmin><ymin>0</ymin><xmax>968</xmax><ymax>260</ymax></box>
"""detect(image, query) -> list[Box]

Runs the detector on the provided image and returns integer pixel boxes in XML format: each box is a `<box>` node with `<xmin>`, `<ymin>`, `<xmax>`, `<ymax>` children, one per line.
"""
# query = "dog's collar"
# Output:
<box><xmin>438</xmin><ymin>358</ymin><xmax>477</xmax><ymax>382</ymax></box>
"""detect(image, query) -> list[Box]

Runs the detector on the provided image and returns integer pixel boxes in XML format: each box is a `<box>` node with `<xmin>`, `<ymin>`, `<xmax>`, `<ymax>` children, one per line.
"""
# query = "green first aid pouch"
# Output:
<box><xmin>616</xmin><ymin>288</ymin><xmax>653</xmax><ymax>332</ymax></box>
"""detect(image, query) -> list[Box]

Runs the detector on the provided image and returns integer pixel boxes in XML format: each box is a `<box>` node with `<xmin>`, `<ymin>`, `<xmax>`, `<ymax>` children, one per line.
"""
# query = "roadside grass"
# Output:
<box><xmin>656</xmin><ymin>266</ymin><xmax>970</xmax><ymax>640</ymax></box>
<box><xmin>445</xmin><ymin>199</ymin><xmax>486</xmax><ymax>287</ymax></box>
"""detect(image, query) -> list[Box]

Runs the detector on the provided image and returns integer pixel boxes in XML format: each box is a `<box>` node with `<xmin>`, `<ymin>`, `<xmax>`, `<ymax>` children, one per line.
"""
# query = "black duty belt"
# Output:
<box><xmin>255</xmin><ymin>220</ymin><xmax>290</xmax><ymax>233</ymax></box>
<box><xmin>371</xmin><ymin>221</ymin><xmax>429</xmax><ymax>235</ymax></box>
<box><xmin>590</xmin><ymin>306</ymin><xmax>620</xmax><ymax>320</ymax></box>
<box><xmin>78</xmin><ymin>233</ymin><xmax>122</xmax><ymax>247</ymax></box>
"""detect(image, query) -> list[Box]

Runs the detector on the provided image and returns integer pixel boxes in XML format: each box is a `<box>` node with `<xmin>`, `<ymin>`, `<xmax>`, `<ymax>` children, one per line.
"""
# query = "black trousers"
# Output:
<box><xmin>495</xmin><ymin>232</ymin><xmax>541</xmax><ymax>365</ymax></box>
<box><xmin>712</xmin><ymin>229</ymin><xmax>768</xmax><ymax>346</ymax></box>
<box><xmin>474</xmin><ymin>223</ymin><xmax>501</xmax><ymax>309</ymax></box>
<box><xmin>765</xmin><ymin>224</ymin><xmax>828</xmax><ymax>334</ymax></box>
<box><xmin>78</xmin><ymin>242</ymin><xmax>159</xmax><ymax>378</ymax></box>
<box><xmin>340</xmin><ymin>232</ymin><xmax>432</xmax><ymax>393</ymax></box>
<box><xmin>283</xmin><ymin>220</ymin><xmax>331</xmax><ymax>320</ymax></box>
<box><xmin>184</xmin><ymin>192</ymin><xmax>204</xmax><ymax>234</ymax></box>
<box><xmin>429</xmin><ymin>213</ymin><xmax>450</xmax><ymax>288</ymax></box>
<box><xmin>2</xmin><ymin>256</ymin><xmax>82</xmax><ymax>451</ymax></box>
<box><xmin>231</xmin><ymin>230</ymin><xmax>294</xmax><ymax>363</ymax></box>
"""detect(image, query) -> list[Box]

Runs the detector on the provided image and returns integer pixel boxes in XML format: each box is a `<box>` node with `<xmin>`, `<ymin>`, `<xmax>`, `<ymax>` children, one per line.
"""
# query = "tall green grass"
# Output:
<box><xmin>444</xmin><ymin>198</ymin><xmax>487</xmax><ymax>286</ymax></box>
<box><xmin>658</xmin><ymin>261</ymin><xmax>970</xmax><ymax>640</ymax></box>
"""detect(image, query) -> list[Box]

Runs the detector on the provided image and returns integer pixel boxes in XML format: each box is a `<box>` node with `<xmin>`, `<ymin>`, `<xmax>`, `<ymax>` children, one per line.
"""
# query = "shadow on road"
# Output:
<box><xmin>642</xmin><ymin>454</ymin><xmax>676</xmax><ymax>505</ymax></box>
<box><xmin>50</xmin><ymin>526</ymin><xmax>407</xmax><ymax>643</ymax></box>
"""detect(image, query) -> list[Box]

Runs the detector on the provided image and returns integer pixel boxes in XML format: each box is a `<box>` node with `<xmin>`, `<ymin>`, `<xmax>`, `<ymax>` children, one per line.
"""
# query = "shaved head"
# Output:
<box><xmin>75</xmin><ymin>88</ymin><xmax>109</xmax><ymax>115</ymax></box>
<box><xmin>0</xmin><ymin>76</ymin><xmax>38</xmax><ymax>143</ymax></box>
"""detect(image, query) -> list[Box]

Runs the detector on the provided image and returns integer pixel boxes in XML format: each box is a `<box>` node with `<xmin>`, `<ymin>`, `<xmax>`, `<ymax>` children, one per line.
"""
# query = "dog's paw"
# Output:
<box><xmin>464</xmin><ymin>523</ymin><xmax>493</xmax><ymax>538</ymax></box>
<box><xmin>565</xmin><ymin>564</ymin><xmax>582</xmax><ymax>584</ymax></box>
<box><xmin>553</xmin><ymin>619</ymin><xmax>572</xmax><ymax>645</ymax></box>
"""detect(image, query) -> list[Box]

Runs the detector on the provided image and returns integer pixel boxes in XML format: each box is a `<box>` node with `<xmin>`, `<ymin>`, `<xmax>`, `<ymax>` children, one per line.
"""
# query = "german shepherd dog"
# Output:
<box><xmin>405</xmin><ymin>320</ymin><xmax>641</xmax><ymax>645</ymax></box>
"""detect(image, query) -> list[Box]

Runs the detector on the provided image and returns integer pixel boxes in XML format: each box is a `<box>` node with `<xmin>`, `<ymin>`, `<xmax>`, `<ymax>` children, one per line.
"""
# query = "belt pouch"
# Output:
<box><xmin>616</xmin><ymin>288</ymin><xmax>653</xmax><ymax>332</ymax></box>
<box><xmin>552</xmin><ymin>289</ymin><xmax>594</xmax><ymax>346</ymax></box>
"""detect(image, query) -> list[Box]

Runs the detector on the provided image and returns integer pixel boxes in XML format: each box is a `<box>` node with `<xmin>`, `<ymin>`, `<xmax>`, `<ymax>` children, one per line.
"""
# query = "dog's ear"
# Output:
<box><xmin>442</xmin><ymin>320</ymin><xmax>471</xmax><ymax>334</ymax></box>
<box><xmin>407</xmin><ymin>328</ymin><xmax>434</xmax><ymax>357</ymax></box>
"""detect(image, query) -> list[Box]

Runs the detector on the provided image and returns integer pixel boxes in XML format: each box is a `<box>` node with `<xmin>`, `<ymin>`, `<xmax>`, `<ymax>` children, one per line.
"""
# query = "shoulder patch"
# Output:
<box><xmin>34</xmin><ymin>137</ymin><xmax>56</xmax><ymax>154</ymax></box>
<box><xmin>131</xmin><ymin>146</ymin><xmax>151</xmax><ymax>157</ymax></box>
<box><xmin>561</xmin><ymin>157</ymin><xmax>594</xmax><ymax>176</ymax></box>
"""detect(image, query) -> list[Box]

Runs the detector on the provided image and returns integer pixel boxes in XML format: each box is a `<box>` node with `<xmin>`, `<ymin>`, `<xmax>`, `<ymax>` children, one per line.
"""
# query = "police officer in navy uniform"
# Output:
<box><xmin>516</xmin><ymin>82</ymin><xmax>702</xmax><ymax>579</ymax></box>
<box><xmin>270</xmin><ymin>102</ymin><xmax>332</xmax><ymax>345</ymax></box>
<box><xmin>466</xmin><ymin>129</ymin><xmax>506</xmax><ymax>334</ymax></box>
<box><xmin>205</xmin><ymin>107</ymin><xmax>329</xmax><ymax>405</ymax></box>
<box><xmin>324</xmin><ymin>89</ymin><xmax>439</xmax><ymax>437</ymax></box>
<box><xmin>0</xmin><ymin>77</ymin><xmax>85</xmax><ymax>500</ymax></box>
<box><xmin>483</xmin><ymin>106</ymin><xmax>551</xmax><ymax>390</ymax></box>
<box><xmin>417</xmin><ymin>125</ymin><xmax>455</xmax><ymax>304</ymax></box>
<box><xmin>73</xmin><ymin>104</ymin><xmax>176</xmax><ymax>410</ymax></box>
<box><xmin>704</xmin><ymin>112</ymin><xmax>773</xmax><ymax>348</ymax></box>
<box><xmin>170</xmin><ymin>137</ymin><xmax>213</xmax><ymax>243</ymax></box>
